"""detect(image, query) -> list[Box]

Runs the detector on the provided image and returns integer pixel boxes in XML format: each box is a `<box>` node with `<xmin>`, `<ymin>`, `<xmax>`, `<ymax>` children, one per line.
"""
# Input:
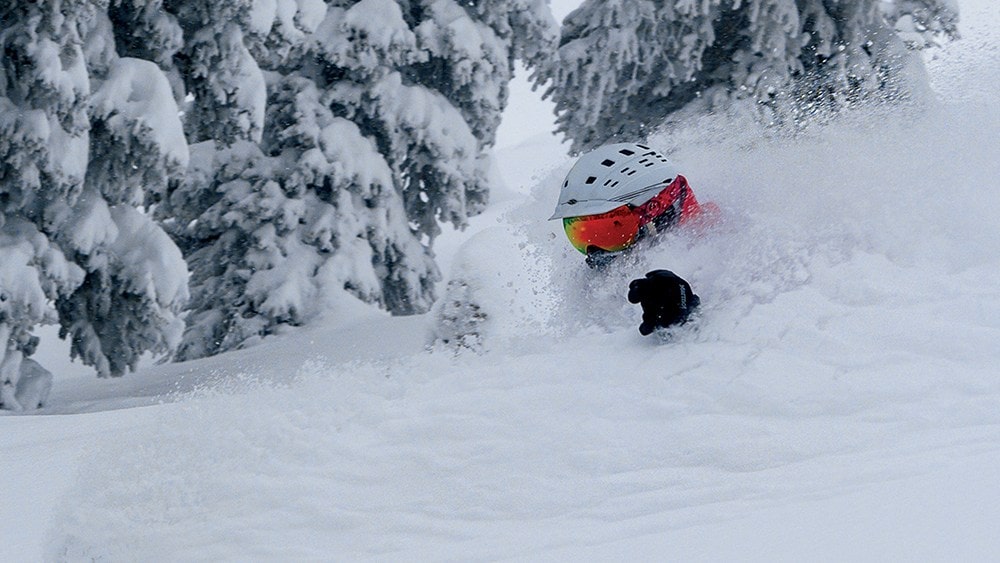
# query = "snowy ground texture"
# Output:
<box><xmin>5</xmin><ymin>0</ymin><xmax>1000</xmax><ymax>560</ymax></box>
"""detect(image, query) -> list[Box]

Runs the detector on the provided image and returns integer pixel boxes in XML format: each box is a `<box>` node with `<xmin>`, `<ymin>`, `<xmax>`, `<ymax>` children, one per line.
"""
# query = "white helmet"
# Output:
<box><xmin>549</xmin><ymin>143</ymin><xmax>680</xmax><ymax>220</ymax></box>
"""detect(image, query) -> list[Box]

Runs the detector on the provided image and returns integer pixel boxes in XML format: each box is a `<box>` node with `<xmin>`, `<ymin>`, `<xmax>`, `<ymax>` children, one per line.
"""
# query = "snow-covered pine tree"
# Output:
<box><xmin>0</xmin><ymin>2</ymin><xmax>189</xmax><ymax>406</ymax></box>
<box><xmin>160</xmin><ymin>0</ymin><xmax>556</xmax><ymax>360</ymax></box>
<box><xmin>137</xmin><ymin>0</ymin><xmax>278</xmax><ymax>360</ymax></box>
<box><xmin>151</xmin><ymin>0</ymin><xmax>268</xmax><ymax>146</ymax></box>
<box><xmin>409</xmin><ymin>0</ymin><xmax>558</xmax><ymax>145</ymax></box>
<box><xmin>539</xmin><ymin>0</ymin><xmax>958</xmax><ymax>153</ymax></box>
<box><xmin>307</xmin><ymin>0</ymin><xmax>556</xmax><ymax>281</ymax></box>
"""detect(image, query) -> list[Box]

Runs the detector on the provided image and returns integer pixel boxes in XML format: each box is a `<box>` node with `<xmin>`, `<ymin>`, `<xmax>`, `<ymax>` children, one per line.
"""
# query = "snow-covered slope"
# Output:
<box><xmin>4</xmin><ymin>1</ymin><xmax>1000</xmax><ymax>560</ymax></box>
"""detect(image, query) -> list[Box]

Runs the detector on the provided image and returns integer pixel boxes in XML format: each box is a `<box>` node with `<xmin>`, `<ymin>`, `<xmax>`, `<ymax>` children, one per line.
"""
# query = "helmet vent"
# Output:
<box><xmin>619</xmin><ymin>149</ymin><xmax>635</xmax><ymax>156</ymax></box>
<box><xmin>585</xmin><ymin>176</ymin><xmax>597</xmax><ymax>184</ymax></box>
<box><xmin>601</xmin><ymin>159</ymin><xmax>615</xmax><ymax>167</ymax></box>
<box><xmin>637</xmin><ymin>144</ymin><xmax>650</xmax><ymax>149</ymax></box>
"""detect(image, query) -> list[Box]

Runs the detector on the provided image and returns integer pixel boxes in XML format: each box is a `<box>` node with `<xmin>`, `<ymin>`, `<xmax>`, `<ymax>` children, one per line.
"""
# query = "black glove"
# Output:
<box><xmin>627</xmin><ymin>270</ymin><xmax>701</xmax><ymax>335</ymax></box>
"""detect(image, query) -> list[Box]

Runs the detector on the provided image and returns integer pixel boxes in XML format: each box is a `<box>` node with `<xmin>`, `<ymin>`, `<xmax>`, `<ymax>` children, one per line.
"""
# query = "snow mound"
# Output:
<box><xmin>429</xmin><ymin>226</ymin><xmax>557</xmax><ymax>353</ymax></box>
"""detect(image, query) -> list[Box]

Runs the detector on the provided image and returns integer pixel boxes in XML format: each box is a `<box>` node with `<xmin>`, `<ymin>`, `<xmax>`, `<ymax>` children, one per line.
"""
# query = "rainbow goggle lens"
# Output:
<box><xmin>562</xmin><ymin>205</ymin><xmax>642</xmax><ymax>254</ymax></box>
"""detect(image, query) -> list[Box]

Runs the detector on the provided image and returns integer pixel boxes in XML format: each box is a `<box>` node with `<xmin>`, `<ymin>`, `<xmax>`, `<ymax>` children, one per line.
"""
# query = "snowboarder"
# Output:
<box><xmin>549</xmin><ymin>142</ymin><xmax>711</xmax><ymax>335</ymax></box>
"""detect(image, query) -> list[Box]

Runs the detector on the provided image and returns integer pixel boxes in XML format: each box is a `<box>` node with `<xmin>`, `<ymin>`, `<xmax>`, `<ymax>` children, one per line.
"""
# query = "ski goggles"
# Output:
<box><xmin>561</xmin><ymin>177</ymin><xmax>692</xmax><ymax>255</ymax></box>
<box><xmin>562</xmin><ymin>205</ymin><xmax>642</xmax><ymax>254</ymax></box>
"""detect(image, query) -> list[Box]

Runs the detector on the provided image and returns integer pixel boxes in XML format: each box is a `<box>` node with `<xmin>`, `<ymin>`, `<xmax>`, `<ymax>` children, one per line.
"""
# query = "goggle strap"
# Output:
<box><xmin>634</xmin><ymin>176</ymin><xmax>687</xmax><ymax>227</ymax></box>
